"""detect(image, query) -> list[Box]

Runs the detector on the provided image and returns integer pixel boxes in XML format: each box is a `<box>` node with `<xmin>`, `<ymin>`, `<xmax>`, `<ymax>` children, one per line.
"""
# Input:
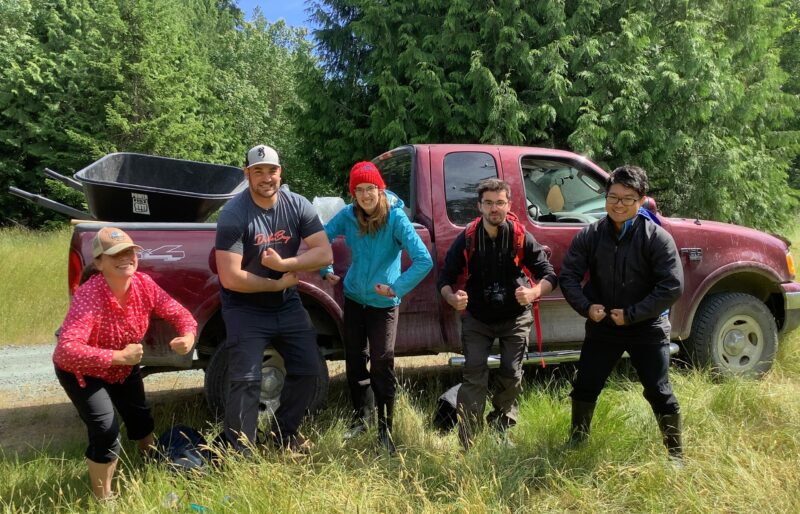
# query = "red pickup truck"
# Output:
<box><xmin>67</xmin><ymin>144</ymin><xmax>800</xmax><ymax>413</ymax></box>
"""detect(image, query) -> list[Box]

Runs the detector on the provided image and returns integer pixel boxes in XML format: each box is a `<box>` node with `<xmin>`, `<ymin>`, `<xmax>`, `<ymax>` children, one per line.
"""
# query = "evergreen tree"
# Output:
<box><xmin>301</xmin><ymin>0</ymin><xmax>799</xmax><ymax>230</ymax></box>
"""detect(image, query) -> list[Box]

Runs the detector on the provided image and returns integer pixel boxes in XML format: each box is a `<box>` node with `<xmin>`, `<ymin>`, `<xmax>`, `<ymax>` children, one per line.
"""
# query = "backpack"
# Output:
<box><xmin>155</xmin><ymin>424</ymin><xmax>210</xmax><ymax>473</ymax></box>
<box><xmin>461</xmin><ymin>212</ymin><xmax>545</xmax><ymax>367</ymax></box>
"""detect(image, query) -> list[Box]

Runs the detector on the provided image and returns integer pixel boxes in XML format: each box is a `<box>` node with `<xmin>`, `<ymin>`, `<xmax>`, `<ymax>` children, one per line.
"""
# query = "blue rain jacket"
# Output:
<box><xmin>321</xmin><ymin>191</ymin><xmax>433</xmax><ymax>308</ymax></box>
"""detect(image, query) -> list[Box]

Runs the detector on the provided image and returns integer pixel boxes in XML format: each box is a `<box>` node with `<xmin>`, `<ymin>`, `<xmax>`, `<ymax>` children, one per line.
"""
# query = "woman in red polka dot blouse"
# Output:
<box><xmin>53</xmin><ymin>227</ymin><xmax>197</xmax><ymax>501</ymax></box>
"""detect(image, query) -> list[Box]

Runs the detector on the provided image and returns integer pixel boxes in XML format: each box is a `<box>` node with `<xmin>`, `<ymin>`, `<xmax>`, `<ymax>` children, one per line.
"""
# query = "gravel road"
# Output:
<box><xmin>0</xmin><ymin>343</ymin><xmax>205</xmax><ymax>400</ymax></box>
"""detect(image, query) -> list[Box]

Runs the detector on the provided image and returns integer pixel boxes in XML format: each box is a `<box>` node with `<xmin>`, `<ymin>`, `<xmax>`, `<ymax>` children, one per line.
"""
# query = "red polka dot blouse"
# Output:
<box><xmin>53</xmin><ymin>272</ymin><xmax>197</xmax><ymax>387</ymax></box>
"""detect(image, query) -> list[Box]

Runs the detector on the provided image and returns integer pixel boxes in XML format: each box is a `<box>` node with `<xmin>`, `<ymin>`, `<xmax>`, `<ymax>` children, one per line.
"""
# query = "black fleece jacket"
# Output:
<box><xmin>559</xmin><ymin>215</ymin><xmax>684</xmax><ymax>342</ymax></box>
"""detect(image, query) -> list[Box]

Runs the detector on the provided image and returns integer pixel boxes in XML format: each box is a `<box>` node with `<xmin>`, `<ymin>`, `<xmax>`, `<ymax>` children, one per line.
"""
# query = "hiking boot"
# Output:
<box><xmin>486</xmin><ymin>409</ymin><xmax>516</xmax><ymax>433</ymax></box>
<box><xmin>343</xmin><ymin>419</ymin><xmax>368</xmax><ymax>440</ymax></box>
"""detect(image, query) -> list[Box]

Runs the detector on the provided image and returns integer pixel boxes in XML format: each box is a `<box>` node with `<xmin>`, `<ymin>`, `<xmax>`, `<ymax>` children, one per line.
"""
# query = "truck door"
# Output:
<box><xmin>501</xmin><ymin>149</ymin><xmax>610</xmax><ymax>345</ymax></box>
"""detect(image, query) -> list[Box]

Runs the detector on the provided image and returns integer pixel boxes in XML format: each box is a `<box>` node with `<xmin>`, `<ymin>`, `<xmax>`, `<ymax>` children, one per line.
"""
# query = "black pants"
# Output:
<box><xmin>343</xmin><ymin>298</ymin><xmax>399</xmax><ymax>421</ymax></box>
<box><xmin>222</xmin><ymin>297</ymin><xmax>320</xmax><ymax>450</ymax></box>
<box><xmin>570</xmin><ymin>336</ymin><xmax>680</xmax><ymax>415</ymax></box>
<box><xmin>55</xmin><ymin>366</ymin><xmax>154</xmax><ymax>463</ymax></box>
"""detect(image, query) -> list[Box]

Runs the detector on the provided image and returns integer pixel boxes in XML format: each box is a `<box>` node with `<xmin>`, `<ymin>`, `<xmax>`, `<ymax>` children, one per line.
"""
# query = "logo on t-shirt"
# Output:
<box><xmin>255</xmin><ymin>231</ymin><xmax>291</xmax><ymax>246</ymax></box>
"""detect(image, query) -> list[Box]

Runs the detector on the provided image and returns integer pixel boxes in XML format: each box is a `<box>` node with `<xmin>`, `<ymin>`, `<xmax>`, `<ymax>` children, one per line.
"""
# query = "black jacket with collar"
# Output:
<box><xmin>437</xmin><ymin>219</ymin><xmax>558</xmax><ymax>324</ymax></box>
<box><xmin>559</xmin><ymin>214</ymin><xmax>684</xmax><ymax>342</ymax></box>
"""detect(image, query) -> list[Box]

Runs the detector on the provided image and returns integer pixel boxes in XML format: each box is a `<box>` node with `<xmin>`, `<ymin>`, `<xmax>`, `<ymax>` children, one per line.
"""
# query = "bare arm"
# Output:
<box><xmin>261</xmin><ymin>230</ymin><xmax>333</xmax><ymax>272</ymax></box>
<box><xmin>216</xmin><ymin>249</ymin><xmax>298</xmax><ymax>293</ymax></box>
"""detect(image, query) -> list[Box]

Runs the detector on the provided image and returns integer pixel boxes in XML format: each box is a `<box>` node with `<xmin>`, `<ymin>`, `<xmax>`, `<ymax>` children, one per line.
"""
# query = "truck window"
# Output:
<box><xmin>445</xmin><ymin>152</ymin><xmax>498</xmax><ymax>226</ymax></box>
<box><xmin>374</xmin><ymin>147</ymin><xmax>414</xmax><ymax>216</ymax></box>
<box><xmin>521</xmin><ymin>157</ymin><xmax>606</xmax><ymax>223</ymax></box>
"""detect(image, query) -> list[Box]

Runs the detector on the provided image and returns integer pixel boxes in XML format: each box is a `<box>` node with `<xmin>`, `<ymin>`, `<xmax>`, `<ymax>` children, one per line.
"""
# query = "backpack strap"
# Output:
<box><xmin>461</xmin><ymin>216</ymin><xmax>482</xmax><ymax>281</ymax></box>
<box><xmin>507</xmin><ymin>212</ymin><xmax>545</xmax><ymax>368</ymax></box>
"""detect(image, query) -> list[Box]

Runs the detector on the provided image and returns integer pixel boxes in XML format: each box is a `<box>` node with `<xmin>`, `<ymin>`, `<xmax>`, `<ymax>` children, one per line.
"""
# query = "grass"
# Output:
<box><xmin>1</xmin><ymin>342</ymin><xmax>799</xmax><ymax>513</ymax></box>
<box><xmin>2</xmin><ymin>223</ymin><xmax>800</xmax><ymax>512</ymax></box>
<box><xmin>0</xmin><ymin>227</ymin><xmax>71</xmax><ymax>345</ymax></box>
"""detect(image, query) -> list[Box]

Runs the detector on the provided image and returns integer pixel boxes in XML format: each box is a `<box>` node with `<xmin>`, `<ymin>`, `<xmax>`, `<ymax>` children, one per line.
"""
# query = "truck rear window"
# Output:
<box><xmin>444</xmin><ymin>152</ymin><xmax>498</xmax><ymax>226</ymax></box>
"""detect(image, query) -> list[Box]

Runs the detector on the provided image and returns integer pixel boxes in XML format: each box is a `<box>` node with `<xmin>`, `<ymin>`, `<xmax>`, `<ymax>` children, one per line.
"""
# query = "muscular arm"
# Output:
<box><xmin>216</xmin><ymin>250</ymin><xmax>295</xmax><ymax>293</ymax></box>
<box><xmin>265</xmin><ymin>230</ymin><xmax>333</xmax><ymax>272</ymax></box>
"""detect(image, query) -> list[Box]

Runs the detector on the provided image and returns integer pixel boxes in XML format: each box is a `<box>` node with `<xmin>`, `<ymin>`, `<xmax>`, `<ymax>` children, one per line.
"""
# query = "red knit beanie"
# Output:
<box><xmin>349</xmin><ymin>161</ymin><xmax>386</xmax><ymax>196</ymax></box>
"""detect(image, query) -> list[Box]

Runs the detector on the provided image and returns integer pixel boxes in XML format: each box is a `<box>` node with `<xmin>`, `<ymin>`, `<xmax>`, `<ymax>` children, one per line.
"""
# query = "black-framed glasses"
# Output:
<box><xmin>481</xmin><ymin>200</ymin><xmax>508</xmax><ymax>208</ymax></box>
<box><xmin>605</xmin><ymin>194</ymin><xmax>640</xmax><ymax>206</ymax></box>
<box><xmin>354</xmin><ymin>185</ymin><xmax>379</xmax><ymax>195</ymax></box>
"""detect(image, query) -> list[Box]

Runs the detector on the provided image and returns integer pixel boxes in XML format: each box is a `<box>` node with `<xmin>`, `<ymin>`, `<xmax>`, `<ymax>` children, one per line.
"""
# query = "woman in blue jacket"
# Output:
<box><xmin>322</xmin><ymin>161</ymin><xmax>433</xmax><ymax>453</ymax></box>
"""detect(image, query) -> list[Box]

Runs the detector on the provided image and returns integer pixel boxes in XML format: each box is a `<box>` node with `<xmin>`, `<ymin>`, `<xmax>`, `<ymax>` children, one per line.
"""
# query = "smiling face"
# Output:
<box><xmin>354</xmin><ymin>182</ymin><xmax>381</xmax><ymax>214</ymax></box>
<box><xmin>245</xmin><ymin>163</ymin><xmax>282</xmax><ymax>205</ymax></box>
<box><xmin>605</xmin><ymin>183</ymin><xmax>645</xmax><ymax>229</ymax></box>
<box><xmin>95</xmin><ymin>247</ymin><xmax>138</xmax><ymax>281</ymax></box>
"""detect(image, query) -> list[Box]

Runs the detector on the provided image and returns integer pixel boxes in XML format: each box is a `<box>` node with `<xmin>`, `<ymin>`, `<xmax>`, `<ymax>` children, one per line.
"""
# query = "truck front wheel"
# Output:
<box><xmin>204</xmin><ymin>343</ymin><xmax>329</xmax><ymax>423</ymax></box>
<box><xmin>685</xmin><ymin>292</ymin><xmax>778</xmax><ymax>377</ymax></box>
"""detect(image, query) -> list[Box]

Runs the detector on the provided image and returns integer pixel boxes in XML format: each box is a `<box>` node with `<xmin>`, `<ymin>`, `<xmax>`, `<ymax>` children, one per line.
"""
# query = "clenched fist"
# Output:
<box><xmin>112</xmin><ymin>343</ymin><xmax>143</xmax><ymax>365</ymax></box>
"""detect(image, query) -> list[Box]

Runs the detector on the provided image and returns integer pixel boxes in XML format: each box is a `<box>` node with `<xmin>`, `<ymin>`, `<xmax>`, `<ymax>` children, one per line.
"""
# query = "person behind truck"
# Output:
<box><xmin>559</xmin><ymin>165</ymin><xmax>685</xmax><ymax>460</ymax></box>
<box><xmin>321</xmin><ymin>161</ymin><xmax>432</xmax><ymax>454</ymax></box>
<box><xmin>53</xmin><ymin>227</ymin><xmax>197</xmax><ymax>501</ymax></box>
<box><xmin>215</xmin><ymin>144</ymin><xmax>332</xmax><ymax>454</ymax></box>
<box><xmin>437</xmin><ymin>178</ymin><xmax>557</xmax><ymax>450</ymax></box>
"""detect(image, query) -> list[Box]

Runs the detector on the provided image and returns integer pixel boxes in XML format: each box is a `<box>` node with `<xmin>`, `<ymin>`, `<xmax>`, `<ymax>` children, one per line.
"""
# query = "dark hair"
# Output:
<box><xmin>607</xmin><ymin>165</ymin><xmax>648</xmax><ymax>197</ymax></box>
<box><xmin>477</xmin><ymin>178</ymin><xmax>512</xmax><ymax>202</ymax></box>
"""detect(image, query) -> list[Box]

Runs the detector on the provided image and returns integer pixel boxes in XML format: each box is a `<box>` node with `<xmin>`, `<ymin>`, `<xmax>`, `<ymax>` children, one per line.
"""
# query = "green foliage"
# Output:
<box><xmin>0</xmin><ymin>0</ymin><xmax>330</xmax><ymax>227</ymax></box>
<box><xmin>302</xmin><ymin>0</ymin><xmax>800</xmax><ymax>230</ymax></box>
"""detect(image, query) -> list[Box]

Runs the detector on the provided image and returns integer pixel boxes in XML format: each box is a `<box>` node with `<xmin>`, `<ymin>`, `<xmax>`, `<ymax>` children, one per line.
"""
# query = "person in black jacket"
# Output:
<box><xmin>559</xmin><ymin>165</ymin><xmax>685</xmax><ymax>460</ymax></box>
<box><xmin>438</xmin><ymin>178</ymin><xmax>557</xmax><ymax>450</ymax></box>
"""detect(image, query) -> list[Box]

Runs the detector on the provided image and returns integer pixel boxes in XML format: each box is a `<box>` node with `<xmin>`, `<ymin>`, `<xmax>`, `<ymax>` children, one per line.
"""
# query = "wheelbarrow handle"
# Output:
<box><xmin>44</xmin><ymin>168</ymin><xmax>84</xmax><ymax>192</ymax></box>
<box><xmin>8</xmin><ymin>186</ymin><xmax>94</xmax><ymax>220</ymax></box>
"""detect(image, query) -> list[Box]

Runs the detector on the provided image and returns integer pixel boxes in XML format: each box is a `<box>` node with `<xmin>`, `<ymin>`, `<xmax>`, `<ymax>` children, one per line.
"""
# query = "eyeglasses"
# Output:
<box><xmin>481</xmin><ymin>200</ymin><xmax>508</xmax><ymax>208</ymax></box>
<box><xmin>354</xmin><ymin>185</ymin><xmax>379</xmax><ymax>195</ymax></box>
<box><xmin>605</xmin><ymin>194</ymin><xmax>640</xmax><ymax>206</ymax></box>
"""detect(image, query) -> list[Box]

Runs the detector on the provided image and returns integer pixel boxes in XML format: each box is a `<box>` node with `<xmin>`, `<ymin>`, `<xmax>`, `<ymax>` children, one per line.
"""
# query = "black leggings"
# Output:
<box><xmin>55</xmin><ymin>366</ymin><xmax>154</xmax><ymax>463</ymax></box>
<box><xmin>343</xmin><ymin>298</ymin><xmax>399</xmax><ymax>417</ymax></box>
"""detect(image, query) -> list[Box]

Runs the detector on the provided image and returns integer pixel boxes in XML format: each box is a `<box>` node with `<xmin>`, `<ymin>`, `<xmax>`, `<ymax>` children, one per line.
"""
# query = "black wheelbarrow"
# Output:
<box><xmin>9</xmin><ymin>153</ymin><xmax>247</xmax><ymax>222</ymax></box>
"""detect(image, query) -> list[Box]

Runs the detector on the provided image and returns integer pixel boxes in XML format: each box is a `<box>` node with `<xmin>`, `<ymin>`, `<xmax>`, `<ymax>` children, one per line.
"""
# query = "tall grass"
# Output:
<box><xmin>2</xmin><ymin>339</ymin><xmax>799</xmax><ymax>513</ymax></box>
<box><xmin>0</xmin><ymin>227</ymin><xmax>71</xmax><ymax>344</ymax></box>
<box><xmin>2</xmin><ymin>223</ymin><xmax>800</xmax><ymax>512</ymax></box>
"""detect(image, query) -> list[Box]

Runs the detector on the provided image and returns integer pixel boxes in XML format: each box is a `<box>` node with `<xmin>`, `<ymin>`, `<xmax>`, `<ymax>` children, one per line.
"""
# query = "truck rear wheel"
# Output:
<box><xmin>685</xmin><ymin>292</ymin><xmax>778</xmax><ymax>377</ymax></box>
<box><xmin>204</xmin><ymin>342</ymin><xmax>329</xmax><ymax>423</ymax></box>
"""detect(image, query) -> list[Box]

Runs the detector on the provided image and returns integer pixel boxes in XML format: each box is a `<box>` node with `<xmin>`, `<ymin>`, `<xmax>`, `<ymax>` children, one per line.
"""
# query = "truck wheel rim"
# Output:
<box><xmin>258</xmin><ymin>366</ymin><xmax>285</xmax><ymax>416</ymax></box>
<box><xmin>717</xmin><ymin>315</ymin><xmax>764</xmax><ymax>371</ymax></box>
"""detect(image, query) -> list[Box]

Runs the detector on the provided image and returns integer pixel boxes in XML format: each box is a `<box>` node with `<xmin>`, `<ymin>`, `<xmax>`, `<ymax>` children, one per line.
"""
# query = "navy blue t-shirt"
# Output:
<box><xmin>215</xmin><ymin>187</ymin><xmax>324</xmax><ymax>308</ymax></box>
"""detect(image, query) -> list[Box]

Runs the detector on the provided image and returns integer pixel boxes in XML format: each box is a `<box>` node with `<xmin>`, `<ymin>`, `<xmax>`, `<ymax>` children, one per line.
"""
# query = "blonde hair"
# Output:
<box><xmin>355</xmin><ymin>193</ymin><xmax>389</xmax><ymax>236</ymax></box>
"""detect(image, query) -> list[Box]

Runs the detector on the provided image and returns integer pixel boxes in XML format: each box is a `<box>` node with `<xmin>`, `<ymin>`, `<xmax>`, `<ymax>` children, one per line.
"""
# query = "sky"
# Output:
<box><xmin>235</xmin><ymin>0</ymin><xmax>312</xmax><ymax>28</ymax></box>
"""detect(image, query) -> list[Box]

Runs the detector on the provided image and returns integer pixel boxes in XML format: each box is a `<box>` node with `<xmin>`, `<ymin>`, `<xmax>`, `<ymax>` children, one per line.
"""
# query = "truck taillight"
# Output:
<box><xmin>68</xmin><ymin>248</ymin><xmax>83</xmax><ymax>296</ymax></box>
<box><xmin>787</xmin><ymin>252</ymin><xmax>796</xmax><ymax>279</ymax></box>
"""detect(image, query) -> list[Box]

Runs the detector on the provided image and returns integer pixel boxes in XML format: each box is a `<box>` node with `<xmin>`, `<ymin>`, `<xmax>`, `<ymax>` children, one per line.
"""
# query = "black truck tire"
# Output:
<box><xmin>204</xmin><ymin>342</ymin><xmax>329</xmax><ymax>422</ymax></box>
<box><xmin>685</xmin><ymin>292</ymin><xmax>778</xmax><ymax>377</ymax></box>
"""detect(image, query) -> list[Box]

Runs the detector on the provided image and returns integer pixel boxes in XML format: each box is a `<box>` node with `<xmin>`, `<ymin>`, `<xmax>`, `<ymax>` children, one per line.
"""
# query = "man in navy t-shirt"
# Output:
<box><xmin>215</xmin><ymin>144</ymin><xmax>332</xmax><ymax>453</ymax></box>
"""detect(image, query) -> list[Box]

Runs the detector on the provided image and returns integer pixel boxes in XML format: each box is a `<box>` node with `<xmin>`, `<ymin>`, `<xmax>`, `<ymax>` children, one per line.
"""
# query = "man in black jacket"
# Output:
<box><xmin>560</xmin><ymin>165</ymin><xmax>685</xmax><ymax>459</ymax></box>
<box><xmin>438</xmin><ymin>178</ymin><xmax>557</xmax><ymax>450</ymax></box>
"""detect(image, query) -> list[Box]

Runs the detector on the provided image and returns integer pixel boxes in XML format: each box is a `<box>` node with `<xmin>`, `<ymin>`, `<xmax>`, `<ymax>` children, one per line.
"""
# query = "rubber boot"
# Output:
<box><xmin>568</xmin><ymin>399</ymin><xmax>596</xmax><ymax>446</ymax></box>
<box><xmin>656</xmin><ymin>412</ymin><xmax>683</xmax><ymax>460</ymax></box>
<box><xmin>377</xmin><ymin>400</ymin><xmax>396</xmax><ymax>455</ymax></box>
